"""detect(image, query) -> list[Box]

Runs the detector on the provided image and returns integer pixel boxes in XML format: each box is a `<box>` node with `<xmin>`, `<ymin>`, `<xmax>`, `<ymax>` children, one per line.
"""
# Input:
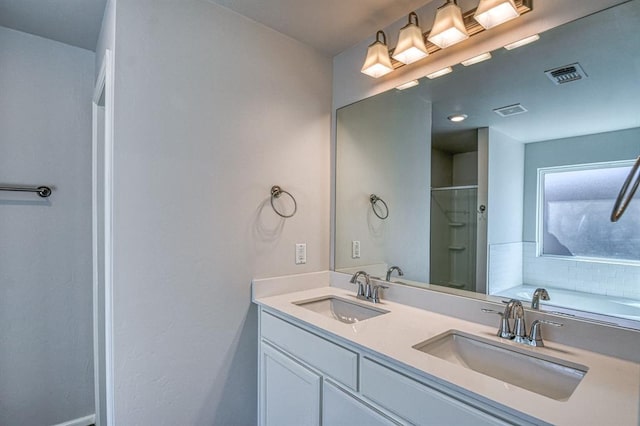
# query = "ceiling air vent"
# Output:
<box><xmin>545</xmin><ymin>63</ymin><xmax>588</xmax><ymax>85</ymax></box>
<box><xmin>493</xmin><ymin>103</ymin><xmax>528</xmax><ymax>117</ymax></box>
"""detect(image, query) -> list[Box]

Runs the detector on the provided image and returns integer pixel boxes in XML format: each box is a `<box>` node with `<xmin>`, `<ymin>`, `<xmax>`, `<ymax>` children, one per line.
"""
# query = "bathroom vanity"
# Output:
<box><xmin>253</xmin><ymin>272</ymin><xmax>640</xmax><ymax>426</ymax></box>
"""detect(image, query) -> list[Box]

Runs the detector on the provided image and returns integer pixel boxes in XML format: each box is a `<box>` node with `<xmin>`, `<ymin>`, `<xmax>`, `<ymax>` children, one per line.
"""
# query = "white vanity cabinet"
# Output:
<box><xmin>258</xmin><ymin>309</ymin><xmax>534</xmax><ymax>426</ymax></box>
<box><xmin>261</xmin><ymin>343</ymin><xmax>321</xmax><ymax>426</ymax></box>
<box><xmin>323</xmin><ymin>379</ymin><xmax>401</xmax><ymax>426</ymax></box>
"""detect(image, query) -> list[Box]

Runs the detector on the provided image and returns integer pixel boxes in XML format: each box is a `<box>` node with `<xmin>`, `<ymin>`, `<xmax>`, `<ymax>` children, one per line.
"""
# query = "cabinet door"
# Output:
<box><xmin>261</xmin><ymin>343</ymin><xmax>321</xmax><ymax>426</ymax></box>
<box><xmin>361</xmin><ymin>358</ymin><xmax>511</xmax><ymax>426</ymax></box>
<box><xmin>323</xmin><ymin>379</ymin><xmax>403</xmax><ymax>426</ymax></box>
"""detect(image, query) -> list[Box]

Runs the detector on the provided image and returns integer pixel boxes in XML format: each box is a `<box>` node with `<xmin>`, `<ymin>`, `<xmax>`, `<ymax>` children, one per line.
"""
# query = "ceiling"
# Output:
<box><xmin>0</xmin><ymin>0</ymin><xmax>107</xmax><ymax>51</ymax></box>
<box><xmin>425</xmin><ymin>0</ymin><xmax>640</xmax><ymax>153</ymax></box>
<box><xmin>0</xmin><ymin>0</ymin><xmax>433</xmax><ymax>55</ymax></box>
<box><xmin>207</xmin><ymin>0</ymin><xmax>433</xmax><ymax>56</ymax></box>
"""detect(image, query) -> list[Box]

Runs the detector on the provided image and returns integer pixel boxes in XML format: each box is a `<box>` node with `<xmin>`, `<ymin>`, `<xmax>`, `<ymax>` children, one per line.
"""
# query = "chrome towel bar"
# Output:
<box><xmin>0</xmin><ymin>185</ymin><xmax>52</xmax><ymax>198</ymax></box>
<box><xmin>611</xmin><ymin>155</ymin><xmax>640</xmax><ymax>222</ymax></box>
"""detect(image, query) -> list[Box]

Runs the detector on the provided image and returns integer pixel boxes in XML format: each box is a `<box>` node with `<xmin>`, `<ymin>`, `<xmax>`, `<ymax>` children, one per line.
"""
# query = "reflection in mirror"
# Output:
<box><xmin>335</xmin><ymin>0</ymin><xmax>640</xmax><ymax>327</ymax></box>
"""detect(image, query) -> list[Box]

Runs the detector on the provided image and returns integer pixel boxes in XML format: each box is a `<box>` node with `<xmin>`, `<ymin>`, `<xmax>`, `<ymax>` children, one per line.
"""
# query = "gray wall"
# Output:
<box><xmin>0</xmin><ymin>26</ymin><xmax>94</xmax><ymax>425</ymax></box>
<box><xmin>335</xmin><ymin>90</ymin><xmax>431</xmax><ymax>282</ymax></box>
<box><xmin>523</xmin><ymin>127</ymin><xmax>640</xmax><ymax>241</ymax></box>
<box><xmin>109</xmin><ymin>1</ymin><xmax>332</xmax><ymax>424</ymax></box>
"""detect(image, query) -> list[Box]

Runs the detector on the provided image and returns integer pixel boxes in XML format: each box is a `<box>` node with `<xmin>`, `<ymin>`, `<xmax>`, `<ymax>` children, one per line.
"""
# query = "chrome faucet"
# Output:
<box><xmin>528</xmin><ymin>319</ymin><xmax>563</xmax><ymax>347</ymax></box>
<box><xmin>370</xmin><ymin>283</ymin><xmax>389</xmax><ymax>304</ymax></box>
<box><xmin>483</xmin><ymin>299</ymin><xmax>563</xmax><ymax>347</ymax></box>
<box><xmin>350</xmin><ymin>271</ymin><xmax>388</xmax><ymax>303</ymax></box>
<box><xmin>385</xmin><ymin>266</ymin><xmax>404</xmax><ymax>281</ymax></box>
<box><xmin>531</xmin><ymin>288</ymin><xmax>550</xmax><ymax>310</ymax></box>
<box><xmin>510</xmin><ymin>300</ymin><xmax>528</xmax><ymax>344</ymax></box>
<box><xmin>350</xmin><ymin>271</ymin><xmax>370</xmax><ymax>300</ymax></box>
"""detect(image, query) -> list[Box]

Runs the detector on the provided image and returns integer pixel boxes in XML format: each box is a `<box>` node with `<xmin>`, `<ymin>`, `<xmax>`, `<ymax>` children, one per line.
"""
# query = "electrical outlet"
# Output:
<box><xmin>295</xmin><ymin>243</ymin><xmax>307</xmax><ymax>264</ymax></box>
<box><xmin>352</xmin><ymin>240</ymin><xmax>361</xmax><ymax>259</ymax></box>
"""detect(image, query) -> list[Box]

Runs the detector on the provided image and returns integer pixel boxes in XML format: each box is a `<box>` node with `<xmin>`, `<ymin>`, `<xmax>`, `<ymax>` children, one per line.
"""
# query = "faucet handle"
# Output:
<box><xmin>370</xmin><ymin>284</ymin><xmax>389</xmax><ymax>303</ymax></box>
<box><xmin>482</xmin><ymin>309</ymin><xmax>513</xmax><ymax>339</ymax></box>
<box><xmin>528</xmin><ymin>319</ymin><xmax>563</xmax><ymax>347</ymax></box>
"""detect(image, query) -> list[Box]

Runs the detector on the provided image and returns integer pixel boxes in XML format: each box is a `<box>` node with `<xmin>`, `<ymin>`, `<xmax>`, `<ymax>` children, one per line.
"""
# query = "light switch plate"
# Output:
<box><xmin>295</xmin><ymin>243</ymin><xmax>307</xmax><ymax>264</ymax></box>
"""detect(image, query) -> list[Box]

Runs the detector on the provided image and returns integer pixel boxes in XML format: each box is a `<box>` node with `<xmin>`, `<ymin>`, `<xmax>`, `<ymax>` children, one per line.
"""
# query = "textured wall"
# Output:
<box><xmin>110</xmin><ymin>1</ymin><xmax>332</xmax><ymax>424</ymax></box>
<box><xmin>0</xmin><ymin>26</ymin><xmax>94</xmax><ymax>425</ymax></box>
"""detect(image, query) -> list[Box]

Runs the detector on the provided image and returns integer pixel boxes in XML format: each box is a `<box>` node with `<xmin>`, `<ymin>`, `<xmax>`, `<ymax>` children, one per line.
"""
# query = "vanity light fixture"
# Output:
<box><xmin>504</xmin><ymin>34</ymin><xmax>540</xmax><ymax>50</ymax></box>
<box><xmin>392</xmin><ymin>12</ymin><xmax>429</xmax><ymax>65</ymax></box>
<box><xmin>474</xmin><ymin>0</ymin><xmax>520</xmax><ymax>29</ymax></box>
<box><xmin>461</xmin><ymin>52</ymin><xmax>492</xmax><ymax>66</ymax></box>
<box><xmin>396</xmin><ymin>80</ymin><xmax>420</xmax><ymax>90</ymax></box>
<box><xmin>361</xmin><ymin>30</ymin><xmax>394</xmax><ymax>78</ymax></box>
<box><xmin>359</xmin><ymin>0</ymin><xmax>532</xmax><ymax>78</ymax></box>
<box><xmin>448</xmin><ymin>114</ymin><xmax>468</xmax><ymax>122</ymax></box>
<box><xmin>428</xmin><ymin>0</ymin><xmax>469</xmax><ymax>49</ymax></box>
<box><xmin>426</xmin><ymin>66</ymin><xmax>453</xmax><ymax>79</ymax></box>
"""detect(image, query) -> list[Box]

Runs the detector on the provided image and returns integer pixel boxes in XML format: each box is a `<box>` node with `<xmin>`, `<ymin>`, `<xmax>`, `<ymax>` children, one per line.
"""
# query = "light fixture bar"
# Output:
<box><xmin>388</xmin><ymin>0</ymin><xmax>532</xmax><ymax>70</ymax></box>
<box><xmin>461</xmin><ymin>52</ymin><xmax>492</xmax><ymax>66</ymax></box>
<box><xmin>426</xmin><ymin>67</ymin><xmax>453</xmax><ymax>79</ymax></box>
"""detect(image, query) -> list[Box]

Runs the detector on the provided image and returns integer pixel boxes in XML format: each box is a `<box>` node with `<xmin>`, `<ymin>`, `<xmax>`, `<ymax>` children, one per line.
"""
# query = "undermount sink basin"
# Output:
<box><xmin>294</xmin><ymin>296</ymin><xmax>389</xmax><ymax>324</ymax></box>
<box><xmin>413</xmin><ymin>330</ymin><xmax>588</xmax><ymax>401</ymax></box>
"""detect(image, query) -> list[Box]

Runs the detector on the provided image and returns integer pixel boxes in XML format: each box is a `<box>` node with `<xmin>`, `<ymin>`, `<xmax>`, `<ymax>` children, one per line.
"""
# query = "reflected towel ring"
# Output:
<box><xmin>271</xmin><ymin>185</ymin><xmax>297</xmax><ymax>218</ymax></box>
<box><xmin>611</xmin><ymin>156</ymin><xmax>640</xmax><ymax>222</ymax></box>
<box><xmin>370</xmin><ymin>194</ymin><xmax>389</xmax><ymax>220</ymax></box>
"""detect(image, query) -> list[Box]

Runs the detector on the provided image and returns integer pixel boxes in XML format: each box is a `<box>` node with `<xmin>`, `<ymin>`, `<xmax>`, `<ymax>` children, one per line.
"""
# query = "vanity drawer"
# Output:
<box><xmin>361</xmin><ymin>358</ymin><xmax>512</xmax><ymax>426</ymax></box>
<box><xmin>261</xmin><ymin>311</ymin><xmax>358</xmax><ymax>390</ymax></box>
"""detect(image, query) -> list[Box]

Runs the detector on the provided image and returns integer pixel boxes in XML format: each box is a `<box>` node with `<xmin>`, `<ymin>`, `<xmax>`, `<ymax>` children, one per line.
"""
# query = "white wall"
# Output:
<box><xmin>452</xmin><ymin>151</ymin><xmax>478</xmax><ymax>186</ymax></box>
<box><xmin>110</xmin><ymin>1</ymin><xmax>331</xmax><ymax>424</ymax></box>
<box><xmin>335</xmin><ymin>89</ymin><xmax>431</xmax><ymax>282</ymax></box>
<box><xmin>431</xmin><ymin>149</ymin><xmax>453</xmax><ymax>188</ymax></box>
<box><xmin>486</xmin><ymin>128</ymin><xmax>524</xmax><ymax>294</ymax></box>
<box><xmin>0</xmin><ymin>26</ymin><xmax>95</xmax><ymax>425</ymax></box>
<box><xmin>487</xmin><ymin>128</ymin><xmax>524</xmax><ymax>245</ymax></box>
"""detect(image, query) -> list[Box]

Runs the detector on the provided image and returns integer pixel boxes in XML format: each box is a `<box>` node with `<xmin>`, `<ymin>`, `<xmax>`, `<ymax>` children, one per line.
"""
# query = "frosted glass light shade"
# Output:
<box><xmin>474</xmin><ymin>0</ymin><xmax>520</xmax><ymax>29</ymax></box>
<box><xmin>361</xmin><ymin>31</ymin><xmax>394</xmax><ymax>78</ymax></box>
<box><xmin>428</xmin><ymin>1</ymin><xmax>468</xmax><ymax>49</ymax></box>
<box><xmin>392</xmin><ymin>13</ymin><xmax>428</xmax><ymax>65</ymax></box>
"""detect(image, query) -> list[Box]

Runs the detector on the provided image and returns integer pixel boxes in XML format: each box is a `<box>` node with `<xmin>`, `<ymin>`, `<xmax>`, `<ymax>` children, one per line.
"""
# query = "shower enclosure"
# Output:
<box><xmin>430</xmin><ymin>186</ymin><xmax>478</xmax><ymax>291</ymax></box>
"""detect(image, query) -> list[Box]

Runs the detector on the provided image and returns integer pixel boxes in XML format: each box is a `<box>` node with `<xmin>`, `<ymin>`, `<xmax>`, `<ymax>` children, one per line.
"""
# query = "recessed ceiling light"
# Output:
<box><xmin>396</xmin><ymin>80</ymin><xmax>420</xmax><ymax>90</ymax></box>
<box><xmin>448</xmin><ymin>114</ymin><xmax>468</xmax><ymax>122</ymax></box>
<box><xmin>461</xmin><ymin>52</ymin><xmax>492</xmax><ymax>66</ymax></box>
<box><xmin>426</xmin><ymin>67</ymin><xmax>453</xmax><ymax>79</ymax></box>
<box><xmin>504</xmin><ymin>34</ymin><xmax>540</xmax><ymax>50</ymax></box>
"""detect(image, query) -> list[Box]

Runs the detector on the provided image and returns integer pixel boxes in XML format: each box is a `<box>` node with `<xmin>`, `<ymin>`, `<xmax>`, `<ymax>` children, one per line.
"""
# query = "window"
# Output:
<box><xmin>538</xmin><ymin>160</ymin><xmax>640</xmax><ymax>263</ymax></box>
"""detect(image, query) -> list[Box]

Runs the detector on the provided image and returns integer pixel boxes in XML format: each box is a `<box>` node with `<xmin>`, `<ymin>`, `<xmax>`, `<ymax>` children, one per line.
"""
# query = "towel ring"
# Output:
<box><xmin>271</xmin><ymin>185</ymin><xmax>297</xmax><ymax>218</ymax></box>
<box><xmin>611</xmin><ymin>156</ymin><xmax>640</xmax><ymax>222</ymax></box>
<box><xmin>370</xmin><ymin>194</ymin><xmax>389</xmax><ymax>220</ymax></box>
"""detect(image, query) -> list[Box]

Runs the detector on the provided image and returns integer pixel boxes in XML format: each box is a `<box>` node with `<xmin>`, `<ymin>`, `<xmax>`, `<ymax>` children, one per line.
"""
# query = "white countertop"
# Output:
<box><xmin>253</xmin><ymin>275</ymin><xmax>640</xmax><ymax>426</ymax></box>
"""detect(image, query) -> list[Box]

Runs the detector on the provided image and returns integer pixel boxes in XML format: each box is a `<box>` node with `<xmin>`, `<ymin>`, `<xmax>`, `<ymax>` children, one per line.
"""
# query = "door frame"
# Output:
<box><xmin>92</xmin><ymin>49</ymin><xmax>115</xmax><ymax>426</ymax></box>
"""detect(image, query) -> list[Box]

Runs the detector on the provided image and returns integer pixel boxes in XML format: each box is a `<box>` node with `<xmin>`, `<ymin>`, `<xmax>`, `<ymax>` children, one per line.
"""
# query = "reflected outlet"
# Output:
<box><xmin>295</xmin><ymin>243</ymin><xmax>307</xmax><ymax>264</ymax></box>
<box><xmin>352</xmin><ymin>241</ymin><xmax>360</xmax><ymax>259</ymax></box>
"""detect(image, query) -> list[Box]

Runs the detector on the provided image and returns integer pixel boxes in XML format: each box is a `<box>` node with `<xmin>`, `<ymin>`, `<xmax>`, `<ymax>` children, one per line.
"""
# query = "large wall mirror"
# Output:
<box><xmin>335</xmin><ymin>0</ymin><xmax>640</xmax><ymax>328</ymax></box>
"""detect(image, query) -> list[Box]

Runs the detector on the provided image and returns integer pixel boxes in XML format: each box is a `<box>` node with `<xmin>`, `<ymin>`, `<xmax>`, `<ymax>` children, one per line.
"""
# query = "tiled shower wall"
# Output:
<box><xmin>488</xmin><ymin>242</ymin><xmax>524</xmax><ymax>294</ymax></box>
<box><xmin>522</xmin><ymin>243</ymin><xmax>640</xmax><ymax>300</ymax></box>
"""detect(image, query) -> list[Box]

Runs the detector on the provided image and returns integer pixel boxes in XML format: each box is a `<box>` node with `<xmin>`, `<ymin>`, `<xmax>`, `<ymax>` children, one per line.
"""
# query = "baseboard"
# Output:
<box><xmin>51</xmin><ymin>414</ymin><xmax>96</xmax><ymax>426</ymax></box>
